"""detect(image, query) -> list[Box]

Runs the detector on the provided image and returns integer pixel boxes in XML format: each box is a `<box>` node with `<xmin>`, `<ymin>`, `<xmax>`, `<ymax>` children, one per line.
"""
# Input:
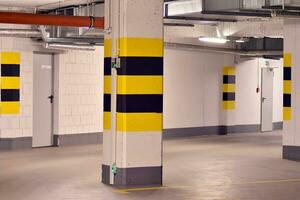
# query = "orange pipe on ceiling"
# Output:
<box><xmin>0</xmin><ymin>11</ymin><xmax>104</xmax><ymax>29</ymax></box>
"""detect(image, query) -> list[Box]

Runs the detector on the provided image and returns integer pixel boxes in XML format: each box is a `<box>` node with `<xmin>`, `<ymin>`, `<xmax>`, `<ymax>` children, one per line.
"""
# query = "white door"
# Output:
<box><xmin>261</xmin><ymin>68</ymin><xmax>274</xmax><ymax>132</ymax></box>
<box><xmin>33</xmin><ymin>53</ymin><xmax>53</xmax><ymax>147</ymax></box>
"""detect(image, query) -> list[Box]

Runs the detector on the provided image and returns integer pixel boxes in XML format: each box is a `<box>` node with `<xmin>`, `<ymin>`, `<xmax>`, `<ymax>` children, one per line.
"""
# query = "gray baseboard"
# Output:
<box><xmin>163</xmin><ymin>122</ymin><xmax>283</xmax><ymax>138</ymax></box>
<box><xmin>283</xmin><ymin>146</ymin><xmax>300</xmax><ymax>161</ymax></box>
<box><xmin>0</xmin><ymin>137</ymin><xmax>32</xmax><ymax>151</ymax></box>
<box><xmin>102</xmin><ymin>164</ymin><xmax>163</xmax><ymax>187</ymax></box>
<box><xmin>102</xmin><ymin>164</ymin><xmax>111</xmax><ymax>185</ymax></box>
<box><xmin>53</xmin><ymin>132</ymin><xmax>102</xmax><ymax>146</ymax></box>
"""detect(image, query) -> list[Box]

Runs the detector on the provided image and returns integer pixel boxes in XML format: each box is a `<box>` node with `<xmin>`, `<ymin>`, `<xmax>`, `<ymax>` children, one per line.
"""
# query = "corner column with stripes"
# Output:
<box><xmin>0</xmin><ymin>52</ymin><xmax>20</xmax><ymax>115</ymax></box>
<box><xmin>101</xmin><ymin>0</ymin><xmax>164</xmax><ymax>187</ymax></box>
<box><xmin>220</xmin><ymin>66</ymin><xmax>236</xmax><ymax>135</ymax></box>
<box><xmin>282</xmin><ymin>20</ymin><xmax>300</xmax><ymax>161</ymax></box>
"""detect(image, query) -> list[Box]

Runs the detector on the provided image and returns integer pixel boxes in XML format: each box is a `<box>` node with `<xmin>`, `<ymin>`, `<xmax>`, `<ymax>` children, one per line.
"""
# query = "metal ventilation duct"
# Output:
<box><xmin>203</xmin><ymin>0</ymin><xmax>266</xmax><ymax>11</ymax></box>
<box><xmin>166</xmin><ymin>0</ymin><xmax>202</xmax><ymax>16</ymax></box>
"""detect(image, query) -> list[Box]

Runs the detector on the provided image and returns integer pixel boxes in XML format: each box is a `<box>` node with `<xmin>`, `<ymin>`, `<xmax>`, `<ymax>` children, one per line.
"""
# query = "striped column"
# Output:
<box><xmin>283</xmin><ymin>53</ymin><xmax>292</xmax><ymax>121</ymax></box>
<box><xmin>102</xmin><ymin>39</ymin><xmax>112</xmax><ymax>184</ymax></box>
<box><xmin>282</xmin><ymin>21</ymin><xmax>300</xmax><ymax>161</ymax></box>
<box><xmin>222</xmin><ymin>66</ymin><xmax>236</xmax><ymax>110</ymax></box>
<box><xmin>0</xmin><ymin>52</ymin><xmax>20</xmax><ymax>115</ymax></box>
<box><xmin>101</xmin><ymin>0</ymin><xmax>164</xmax><ymax>187</ymax></box>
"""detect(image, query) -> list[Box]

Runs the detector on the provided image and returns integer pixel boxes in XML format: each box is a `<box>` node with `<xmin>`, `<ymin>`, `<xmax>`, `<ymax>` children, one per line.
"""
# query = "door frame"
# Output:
<box><xmin>32</xmin><ymin>52</ymin><xmax>55</xmax><ymax>148</ymax></box>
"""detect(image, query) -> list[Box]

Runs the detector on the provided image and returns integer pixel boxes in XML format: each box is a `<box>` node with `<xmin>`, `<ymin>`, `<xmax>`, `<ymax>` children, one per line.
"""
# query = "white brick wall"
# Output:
<box><xmin>0</xmin><ymin>37</ymin><xmax>33</xmax><ymax>138</ymax></box>
<box><xmin>55</xmin><ymin>47</ymin><xmax>103</xmax><ymax>135</ymax></box>
<box><xmin>0</xmin><ymin>34</ymin><xmax>103</xmax><ymax>139</ymax></box>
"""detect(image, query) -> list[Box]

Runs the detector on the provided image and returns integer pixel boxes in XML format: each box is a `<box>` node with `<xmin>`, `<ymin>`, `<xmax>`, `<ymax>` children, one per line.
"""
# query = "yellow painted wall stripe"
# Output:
<box><xmin>283</xmin><ymin>80</ymin><xmax>292</xmax><ymax>94</ymax></box>
<box><xmin>223</xmin><ymin>66</ymin><xmax>235</xmax><ymax>75</ymax></box>
<box><xmin>117</xmin><ymin>113</ymin><xmax>162</xmax><ymax>132</ymax></box>
<box><xmin>283</xmin><ymin>107</ymin><xmax>292</xmax><ymax>121</ymax></box>
<box><xmin>0</xmin><ymin>102</ymin><xmax>20</xmax><ymax>114</ymax></box>
<box><xmin>222</xmin><ymin>101</ymin><xmax>235</xmax><ymax>110</ymax></box>
<box><xmin>117</xmin><ymin>76</ymin><xmax>163</xmax><ymax>95</ymax></box>
<box><xmin>104</xmin><ymin>112</ymin><xmax>111</xmax><ymax>130</ymax></box>
<box><xmin>119</xmin><ymin>38</ymin><xmax>163</xmax><ymax>57</ymax></box>
<box><xmin>0</xmin><ymin>77</ymin><xmax>20</xmax><ymax>89</ymax></box>
<box><xmin>104</xmin><ymin>75</ymin><xmax>111</xmax><ymax>94</ymax></box>
<box><xmin>223</xmin><ymin>84</ymin><xmax>235</xmax><ymax>93</ymax></box>
<box><xmin>1</xmin><ymin>52</ymin><xmax>20</xmax><ymax>64</ymax></box>
<box><xmin>284</xmin><ymin>53</ymin><xmax>292</xmax><ymax>67</ymax></box>
<box><xmin>104</xmin><ymin>39</ymin><xmax>112</xmax><ymax>58</ymax></box>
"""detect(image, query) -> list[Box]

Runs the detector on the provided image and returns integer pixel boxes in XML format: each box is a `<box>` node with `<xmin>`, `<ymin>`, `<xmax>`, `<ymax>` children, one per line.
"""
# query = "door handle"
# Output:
<box><xmin>262</xmin><ymin>97</ymin><xmax>266</xmax><ymax>102</ymax></box>
<box><xmin>48</xmin><ymin>95</ymin><xmax>54</xmax><ymax>103</ymax></box>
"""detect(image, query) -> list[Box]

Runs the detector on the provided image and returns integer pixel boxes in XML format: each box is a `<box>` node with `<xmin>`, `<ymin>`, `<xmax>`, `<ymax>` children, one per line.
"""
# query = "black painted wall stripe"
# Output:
<box><xmin>104</xmin><ymin>58</ymin><xmax>111</xmax><ymax>76</ymax></box>
<box><xmin>223</xmin><ymin>75</ymin><xmax>236</xmax><ymax>84</ymax></box>
<box><xmin>117</xmin><ymin>57</ymin><xmax>163</xmax><ymax>75</ymax></box>
<box><xmin>1</xmin><ymin>64</ymin><xmax>20</xmax><ymax>77</ymax></box>
<box><xmin>1</xmin><ymin>89</ymin><xmax>20</xmax><ymax>101</ymax></box>
<box><xmin>284</xmin><ymin>67</ymin><xmax>291</xmax><ymax>80</ymax></box>
<box><xmin>117</xmin><ymin>94</ymin><xmax>163</xmax><ymax>113</ymax></box>
<box><xmin>223</xmin><ymin>92</ymin><xmax>236</xmax><ymax>101</ymax></box>
<box><xmin>104</xmin><ymin>94</ymin><xmax>111</xmax><ymax>112</ymax></box>
<box><xmin>283</xmin><ymin>94</ymin><xmax>291</xmax><ymax>107</ymax></box>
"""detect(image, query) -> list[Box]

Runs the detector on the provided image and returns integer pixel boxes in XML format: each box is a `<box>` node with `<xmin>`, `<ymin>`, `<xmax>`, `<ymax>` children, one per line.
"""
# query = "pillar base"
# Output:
<box><xmin>102</xmin><ymin>165</ymin><xmax>162</xmax><ymax>187</ymax></box>
<box><xmin>283</xmin><ymin>146</ymin><xmax>300</xmax><ymax>161</ymax></box>
<box><xmin>101</xmin><ymin>164</ymin><xmax>111</xmax><ymax>185</ymax></box>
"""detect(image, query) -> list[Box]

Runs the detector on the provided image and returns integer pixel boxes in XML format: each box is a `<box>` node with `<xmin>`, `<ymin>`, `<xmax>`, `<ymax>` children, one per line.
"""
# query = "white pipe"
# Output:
<box><xmin>46</xmin><ymin>43</ymin><xmax>95</xmax><ymax>51</ymax></box>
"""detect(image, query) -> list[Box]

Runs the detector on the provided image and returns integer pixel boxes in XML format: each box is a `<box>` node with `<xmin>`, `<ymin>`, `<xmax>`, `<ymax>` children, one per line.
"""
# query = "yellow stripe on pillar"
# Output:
<box><xmin>223</xmin><ymin>66</ymin><xmax>235</xmax><ymax>75</ymax></box>
<box><xmin>283</xmin><ymin>107</ymin><xmax>292</xmax><ymax>121</ymax></box>
<box><xmin>283</xmin><ymin>80</ymin><xmax>292</xmax><ymax>94</ymax></box>
<box><xmin>104</xmin><ymin>39</ymin><xmax>112</xmax><ymax>58</ymax></box>
<box><xmin>117</xmin><ymin>113</ymin><xmax>162</xmax><ymax>132</ymax></box>
<box><xmin>284</xmin><ymin>53</ymin><xmax>292</xmax><ymax>67</ymax></box>
<box><xmin>0</xmin><ymin>77</ymin><xmax>20</xmax><ymax>89</ymax></box>
<box><xmin>104</xmin><ymin>76</ymin><xmax>111</xmax><ymax>94</ymax></box>
<box><xmin>117</xmin><ymin>76</ymin><xmax>163</xmax><ymax>95</ymax></box>
<box><xmin>223</xmin><ymin>101</ymin><xmax>235</xmax><ymax>110</ymax></box>
<box><xmin>119</xmin><ymin>38</ymin><xmax>163</xmax><ymax>57</ymax></box>
<box><xmin>104</xmin><ymin>111</ymin><xmax>111</xmax><ymax>130</ymax></box>
<box><xmin>0</xmin><ymin>102</ymin><xmax>20</xmax><ymax>114</ymax></box>
<box><xmin>223</xmin><ymin>84</ymin><xmax>235</xmax><ymax>93</ymax></box>
<box><xmin>1</xmin><ymin>52</ymin><xmax>20</xmax><ymax>64</ymax></box>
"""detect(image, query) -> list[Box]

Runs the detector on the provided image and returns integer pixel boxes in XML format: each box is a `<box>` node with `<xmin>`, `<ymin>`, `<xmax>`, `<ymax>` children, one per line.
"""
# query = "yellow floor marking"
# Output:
<box><xmin>114</xmin><ymin>186</ymin><xmax>167</xmax><ymax>194</ymax></box>
<box><xmin>114</xmin><ymin>178</ymin><xmax>300</xmax><ymax>194</ymax></box>
<box><xmin>232</xmin><ymin>178</ymin><xmax>300</xmax><ymax>186</ymax></box>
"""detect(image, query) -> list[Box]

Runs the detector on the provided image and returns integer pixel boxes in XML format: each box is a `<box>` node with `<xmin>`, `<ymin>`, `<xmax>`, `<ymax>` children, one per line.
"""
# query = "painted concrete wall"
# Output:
<box><xmin>0</xmin><ymin>37</ymin><xmax>103</xmax><ymax>142</ymax></box>
<box><xmin>0</xmin><ymin>37</ymin><xmax>34</xmax><ymax>139</ymax></box>
<box><xmin>235</xmin><ymin>58</ymin><xmax>283</xmax><ymax>126</ymax></box>
<box><xmin>0</xmin><ymin>39</ymin><xmax>283</xmax><ymax>142</ymax></box>
<box><xmin>54</xmin><ymin>48</ymin><xmax>103</xmax><ymax>135</ymax></box>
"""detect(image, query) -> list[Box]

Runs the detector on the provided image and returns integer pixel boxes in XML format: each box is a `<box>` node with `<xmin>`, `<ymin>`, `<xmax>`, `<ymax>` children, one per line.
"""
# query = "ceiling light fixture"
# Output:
<box><xmin>235</xmin><ymin>39</ymin><xmax>245</xmax><ymax>43</ymax></box>
<box><xmin>198</xmin><ymin>37</ymin><xmax>228</xmax><ymax>44</ymax></box>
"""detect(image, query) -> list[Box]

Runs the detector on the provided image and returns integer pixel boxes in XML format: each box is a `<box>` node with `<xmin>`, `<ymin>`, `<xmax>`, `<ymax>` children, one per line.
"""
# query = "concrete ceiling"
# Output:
<box><xmin>0</xmin><ymin>0</ymin><xmax>101</xmax><ymax>9</ymax></box>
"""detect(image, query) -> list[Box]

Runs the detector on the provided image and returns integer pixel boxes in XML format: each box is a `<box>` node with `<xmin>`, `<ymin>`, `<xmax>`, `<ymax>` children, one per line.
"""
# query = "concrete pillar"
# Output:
<box><xmin>282</xmin><ymin>19</ymin><xmax>300</xmax><ymax>161</ymax></box>
<box><xmin>220</xmin><ymin>56</ymin><xmax>236</xmax><ymax>134</ymax></box>
<box><xmin>102</xmin><ymin>0</ymin><xmax>164</xmax><ymax>187</ymax></box>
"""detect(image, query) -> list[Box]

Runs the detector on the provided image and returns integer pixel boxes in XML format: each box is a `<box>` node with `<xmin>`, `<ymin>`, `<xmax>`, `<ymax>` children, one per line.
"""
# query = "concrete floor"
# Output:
<box><xmin>1</xmin><ymin>131</ymin><xmax>300</xmax><ymax>200</ymax></box>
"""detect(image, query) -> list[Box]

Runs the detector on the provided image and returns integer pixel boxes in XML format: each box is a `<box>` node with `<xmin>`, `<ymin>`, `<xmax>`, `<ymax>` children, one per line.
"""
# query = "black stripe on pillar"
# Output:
<box><xmin>223</xmin><ymin>75</ymin><xmax>236</xmax><ymax>84</ymax></box>
<box><xmin>283</xmin><ymin>94</ymin><xmax>291</xmax><ymax>107</ymax></box>
<box><xmin>1</xmin><ymin>64</ymin><xmax>20</xmax><ymax>77</ymax></box>
<box><xmin>104</xmin><ymin>94</ymin><xmax>111</xmax><ymax>112</ymax></box>
<box><xmin>223</xmin><ymin>92</ymin><xmax>235</xmax><ymax>101</ymax></box>
<box><xmin>284</xmin><ymin>67</ymin><xmax>291</xmax><ymax>81</ymax></box>
<box><xmin>104</xmin><ymin>58</ymin><xmax>111</xmax><ymax>76</ymax></box>
<box><xmin>117</xmin><ymin>57</ymin><xmax>163</xmax><ymax>75</ymax></box>
<box><xmin>1</xmin><ymin>89</ymin><xmax>20</xmax><ymax>101</ymax></box>
<box><xmin>117</xmin><ymin>94</ymin><xmax>163</xmax><ymax>113</ymax></box>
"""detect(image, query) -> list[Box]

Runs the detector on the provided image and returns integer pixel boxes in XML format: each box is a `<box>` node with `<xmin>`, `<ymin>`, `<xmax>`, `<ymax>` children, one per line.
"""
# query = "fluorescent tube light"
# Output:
<box><xmin>235</xmin><ymin>39</ymin><xmax>245</xmax><ymax>43</ymax></box>
<box><xmin>198</xmin><ymin>37</ymin><xmax>228</xmax><ymax>44</ymax></box>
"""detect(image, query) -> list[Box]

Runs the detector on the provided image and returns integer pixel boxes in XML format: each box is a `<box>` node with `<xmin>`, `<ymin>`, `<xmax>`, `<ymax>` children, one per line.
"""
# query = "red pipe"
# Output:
<box><xmin>0</xmin><ymin>11</ymin><xmax>104</xmax><ymax>29</ymax></box>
